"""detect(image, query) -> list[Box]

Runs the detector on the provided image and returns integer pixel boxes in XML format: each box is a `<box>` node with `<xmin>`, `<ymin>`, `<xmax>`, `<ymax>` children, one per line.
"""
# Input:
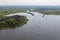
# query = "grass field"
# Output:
<box><xmin>0</xmin><ymin>8</ymin><xmax>27</xmax><ymax>17</ymax></box>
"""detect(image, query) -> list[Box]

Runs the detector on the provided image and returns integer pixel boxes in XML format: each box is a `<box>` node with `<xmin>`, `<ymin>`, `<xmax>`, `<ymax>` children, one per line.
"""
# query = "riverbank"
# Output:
<box><xmin>37</xmin><ymin>9</ymin><xmax>60</xmax><ymax>15</ymax></box>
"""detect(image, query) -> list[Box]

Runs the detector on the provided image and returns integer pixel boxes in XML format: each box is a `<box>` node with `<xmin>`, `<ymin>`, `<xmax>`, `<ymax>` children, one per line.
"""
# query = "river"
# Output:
<box><xmin>0</xmin><ymin>12</ymin><xmax>60</xmax><ymax>40</ymax></box>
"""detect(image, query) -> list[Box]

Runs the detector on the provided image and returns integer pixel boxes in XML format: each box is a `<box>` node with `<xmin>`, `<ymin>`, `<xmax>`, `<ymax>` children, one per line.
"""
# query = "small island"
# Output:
<box><xmin>0</xmin><ymin>15</ymin><xmax>28</xmax><ymax>30</ymax></box>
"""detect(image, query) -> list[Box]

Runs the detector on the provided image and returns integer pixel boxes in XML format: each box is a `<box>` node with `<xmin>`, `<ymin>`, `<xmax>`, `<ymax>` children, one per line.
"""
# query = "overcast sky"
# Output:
<box><xmin>0</xmin><ymin>0</ymin><xmax>60</xmax><ymax>6</ymax></box>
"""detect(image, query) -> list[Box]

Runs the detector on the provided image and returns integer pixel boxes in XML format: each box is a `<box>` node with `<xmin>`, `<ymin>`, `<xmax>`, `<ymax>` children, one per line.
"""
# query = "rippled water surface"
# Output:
<box><xmin>0</xmin><ymin>12</ymin><xmax>60</xmax><ymax>40</ymax></box>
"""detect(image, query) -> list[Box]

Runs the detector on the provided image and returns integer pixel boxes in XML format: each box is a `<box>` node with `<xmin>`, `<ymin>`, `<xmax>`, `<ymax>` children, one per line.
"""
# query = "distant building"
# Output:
<box><xmin>26</xmin><ymin>9</ymin><xmax>35</xmax><ymax>13</ymax></box>
<box><xmin>29</xmin><ymin>9</ymin><xmax>35</xmax><ymax>11</ymax></box>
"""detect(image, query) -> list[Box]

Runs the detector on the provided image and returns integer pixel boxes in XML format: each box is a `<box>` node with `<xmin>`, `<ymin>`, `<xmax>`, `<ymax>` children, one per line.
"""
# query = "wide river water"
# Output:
<box><xmin>0</xmin><ymin>12</ymin><xmax>60</xmax><ymax>40</ymax></box>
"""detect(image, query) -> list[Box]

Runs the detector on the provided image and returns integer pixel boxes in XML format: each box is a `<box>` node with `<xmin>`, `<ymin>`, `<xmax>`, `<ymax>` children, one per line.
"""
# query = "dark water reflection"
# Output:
<box><xmin>0</xmin><ymin>12</ymin><xmax>60</xmax><ymax>40</ymax></box>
